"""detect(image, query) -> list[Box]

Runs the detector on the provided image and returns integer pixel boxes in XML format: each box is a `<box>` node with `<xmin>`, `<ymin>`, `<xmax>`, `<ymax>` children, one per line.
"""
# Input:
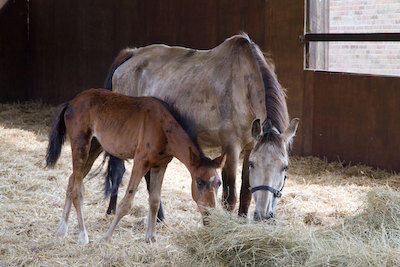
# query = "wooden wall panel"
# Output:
<box><xmin>26</xmin><ymin>0</ymin><xmax>267</xmax><ymax>104</ymax></box>
<box><xmin>310</xmin><ymin>71</ymin><xmax>400</xmax><ymax>171</ymax></box>
<box><xmin>264</xmin><ymin>0</ymin><xmax>305</xmax><ymax>154</ymax></box>
<box><xmin>29</xmin><ymin>0</ymin><xmax>115</xmax><ymax>103</ymax></box>
<box><xmin>0</xmin><ymin>0</ymin><xmax>28</xmax><ymax>102</ymax></box>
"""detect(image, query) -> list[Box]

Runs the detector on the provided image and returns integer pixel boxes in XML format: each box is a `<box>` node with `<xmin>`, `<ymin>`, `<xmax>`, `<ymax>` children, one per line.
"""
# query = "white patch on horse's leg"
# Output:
<box><xmin>145</xmin><ymin>207</ymin><xmax>157</xmax><ymax>243</ymax></box>
<box><xmin>78</xmin><ymin>229</ymin><xmax>89</xmax><ymax>245</ymax></box>
<box><xmin>55</xmin><ymin>195</ymin><xmax>72</xmax><ymax>239</ymax></box>
<box><xmin>55</xmin><ymin>220</ymin><xmax>68</xmax><ymax>238</ymax></box>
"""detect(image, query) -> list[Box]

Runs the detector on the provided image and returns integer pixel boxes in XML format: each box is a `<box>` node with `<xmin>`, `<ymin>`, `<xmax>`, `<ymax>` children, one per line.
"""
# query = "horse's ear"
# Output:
<box><xmin>212</xmin><ymin>153</ymin><xmax>227</xmax><ymax>169</ymax></box>
<box><xmin>189</xmin><ymin>147</ymin><xmax>199</xmax><ymax>165</ymax></box>
<box><xmin>251</xmin><ymin>119</ymin><xmax>261</xmax><ymax>139</ymax></box>
<box><xmin>283</xmin><ymin>118</ymin><xmax>299</xmax><ymax>146</ymax></box>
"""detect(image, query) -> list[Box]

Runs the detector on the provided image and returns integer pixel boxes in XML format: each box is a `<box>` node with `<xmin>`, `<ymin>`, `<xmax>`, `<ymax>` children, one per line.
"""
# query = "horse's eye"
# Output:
<box><xmin>282</xmin><ymin>165</ymin><xmax>288</xmax><ymax>172</ymax></box>
<box><xmin>249</xmin><ymin>161</ymin><xmax>254</xmax><ymax>168</ymax></box>
<box><xmin>217</xmin><ymin>180</ymin><xmax>221</xmax><ymax>188</ymax></box>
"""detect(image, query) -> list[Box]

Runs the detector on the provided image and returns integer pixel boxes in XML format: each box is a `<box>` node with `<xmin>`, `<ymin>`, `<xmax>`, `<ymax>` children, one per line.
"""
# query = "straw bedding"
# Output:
<box><xmin>0</xmin><ymin>102</ymin><xmax>399</xmax><ymax>266</ymax></box>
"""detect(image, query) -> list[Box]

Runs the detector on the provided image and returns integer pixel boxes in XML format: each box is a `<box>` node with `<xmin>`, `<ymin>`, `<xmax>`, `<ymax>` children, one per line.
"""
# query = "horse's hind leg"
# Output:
<box><xmin>106</xmin><ymin>156</ymin><xmax>125</xmax><ymax>215</ymax></box>
<box><xmin>145</xmin><ymin>171</ymin><xmax>165</xmax><ymax>222</ymax></box>
<box><xmin>145</xmin><ymin>166</ymin><xmax>167</xmax><ymax>242</ymax></box>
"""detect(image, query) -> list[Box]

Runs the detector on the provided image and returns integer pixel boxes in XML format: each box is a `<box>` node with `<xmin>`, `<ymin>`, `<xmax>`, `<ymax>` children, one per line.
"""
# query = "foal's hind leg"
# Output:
<box><xmin>145</xmin><ymin>171</ymin><xmax>165</xmax><ymax>222</ymax></box>
<box><xmin>56</xmin><ymin>139</ymin><xmax>102</xmax><ymax>244</ymax></box>
<box><xmin>145</xmin><ymin>166</ymin><xmax>167</xmax><ymax>242</ymax></box>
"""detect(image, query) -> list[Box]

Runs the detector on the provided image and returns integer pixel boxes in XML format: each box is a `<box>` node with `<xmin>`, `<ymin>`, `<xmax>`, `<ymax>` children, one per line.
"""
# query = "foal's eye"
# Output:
<box><xmin>249</xmin><ymin>161</ymin><xmax>254</xmax><ymax>168</ymax></box>
<box><xmin>196</xmin><ymin>177</ymin><xmax>205</xmax><ymax>190</ymax></box>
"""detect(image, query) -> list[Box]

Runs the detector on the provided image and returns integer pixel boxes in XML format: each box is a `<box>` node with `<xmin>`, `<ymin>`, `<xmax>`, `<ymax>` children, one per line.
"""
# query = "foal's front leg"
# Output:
<box><xmin>145</xmin><ymin>165</ymin><xmax>167</xmax><ymax>243</ymax></box>
<box><xmin>101</xmin><ymin>160</ymin><xmax>148</xmax><ymax>242</ymax></box>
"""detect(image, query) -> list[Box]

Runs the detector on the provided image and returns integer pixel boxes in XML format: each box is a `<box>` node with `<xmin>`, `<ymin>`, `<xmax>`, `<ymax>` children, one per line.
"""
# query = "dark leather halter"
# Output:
<box><xmin>250</xmin><ymin>175</ymin><xmax>287</xmax><ymax>198</ymax></box>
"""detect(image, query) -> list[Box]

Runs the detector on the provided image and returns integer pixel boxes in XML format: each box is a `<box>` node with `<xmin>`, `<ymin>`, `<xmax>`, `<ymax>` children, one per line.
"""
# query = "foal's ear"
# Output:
<box><xmin>213</xmin><ymin>154</ymin><xmax>227</xmax><ymax>169</ymax></box>
<box><xmin>283</xmin><ymin>118</ymin><xmax>299</xmax><ymax>146</ymax></box>
<box><xmin>251</xmin><ymin>119</ymin><xmax>262</xmax><ymax>139</ymax></box>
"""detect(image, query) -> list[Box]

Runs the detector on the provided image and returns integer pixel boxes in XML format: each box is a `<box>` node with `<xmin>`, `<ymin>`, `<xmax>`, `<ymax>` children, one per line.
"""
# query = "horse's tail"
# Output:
<box><xmin>46</xmin><ymin>102</ymin><xmax>69</xmax><ymax>167</ymax></box>
<box><xmin>104</xmin><ymin>153</ymin><xmax>125</xmax><ymax>199</ymax></box>
<box><xmin>102</xmin><ymin>48</ymin><xmax>132</xmax><ymax>202</ymax></box>
<box><xmin>104</xmin><ymin>48</ymin><xmax>135</xmax><ymax>90</ymax></box>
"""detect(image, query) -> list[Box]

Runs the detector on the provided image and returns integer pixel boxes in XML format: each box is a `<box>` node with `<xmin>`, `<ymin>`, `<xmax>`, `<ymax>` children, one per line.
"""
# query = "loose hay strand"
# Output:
<box><xmin>1</xmin><ymin>102</ymin><xmax>399</xmax><ymax>266</ymax></box>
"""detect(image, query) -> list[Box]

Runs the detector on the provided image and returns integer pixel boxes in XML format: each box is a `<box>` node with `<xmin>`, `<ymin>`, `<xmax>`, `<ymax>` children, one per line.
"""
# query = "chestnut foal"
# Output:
<box><xmin>46</xmin><ymin>89</ymin><xmax>225</xmax><ymax>244</ymax></box>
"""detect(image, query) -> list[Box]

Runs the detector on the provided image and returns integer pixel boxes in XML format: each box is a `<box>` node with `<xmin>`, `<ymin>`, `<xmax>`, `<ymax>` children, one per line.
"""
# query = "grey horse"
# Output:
<box><xmin>103</xmin><ymin>33</ymin><xmax>299</xmax><ymax>220</ymax></box>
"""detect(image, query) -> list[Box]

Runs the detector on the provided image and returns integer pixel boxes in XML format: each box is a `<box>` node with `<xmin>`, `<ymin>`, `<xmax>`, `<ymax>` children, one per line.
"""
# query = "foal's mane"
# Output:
<box><xmin>158</xmin><ymin>99</ymin><xmax>218</xmax><ymax>167</ymax></box>
<box><xmin>238</xmin><ymin>33</ymin><xmax>289</xmax><ymax>151</ymax></box>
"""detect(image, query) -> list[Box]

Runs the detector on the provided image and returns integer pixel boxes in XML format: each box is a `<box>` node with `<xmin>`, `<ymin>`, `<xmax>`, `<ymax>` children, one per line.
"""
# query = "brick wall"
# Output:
<box><xmin>328</xmin><ymin>0</ymin><xmax>400</xmax><ymax>76</ymax></box>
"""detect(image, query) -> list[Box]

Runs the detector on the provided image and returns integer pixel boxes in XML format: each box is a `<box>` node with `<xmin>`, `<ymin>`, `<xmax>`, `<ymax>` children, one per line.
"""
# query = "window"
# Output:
<box><xmin>305</xmin><ymin>0</ymin><xmax>400</xmax><ymax>76</ymax></box>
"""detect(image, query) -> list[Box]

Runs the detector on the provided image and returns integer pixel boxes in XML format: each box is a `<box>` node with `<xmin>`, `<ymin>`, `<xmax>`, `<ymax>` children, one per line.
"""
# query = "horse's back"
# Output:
<box><xmin>112</xmin><ymin>35</ymin><xmax>263</xmax><ymax>148</ymax></box>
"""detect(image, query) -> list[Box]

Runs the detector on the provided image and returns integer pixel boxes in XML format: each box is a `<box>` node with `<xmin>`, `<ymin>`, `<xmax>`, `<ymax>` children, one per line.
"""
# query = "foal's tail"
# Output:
<box><xmin>46</xmin><ymin>102</ymin><xmax>69</xmax><ymax>167</ymax></box>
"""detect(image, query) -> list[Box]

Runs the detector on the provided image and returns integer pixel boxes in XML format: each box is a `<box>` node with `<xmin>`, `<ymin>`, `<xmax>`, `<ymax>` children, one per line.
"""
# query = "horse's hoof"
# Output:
<box><xmin>55</xmin><ymin>221</ymin><xmax>68</xmax><ymax>239</ymax></box>
<box><xmin>106</xmin><ymin>208</ymin><xmax>115</xmax><ymax>215</ymax></box>
<box><xmin>78</xmin><ymin>230</ymin><xmax>89</xmax><ymax>245</ymax></box>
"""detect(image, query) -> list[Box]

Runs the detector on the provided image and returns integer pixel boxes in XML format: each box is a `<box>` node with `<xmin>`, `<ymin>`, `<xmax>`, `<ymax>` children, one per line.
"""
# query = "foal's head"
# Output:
<box><xmin>188</xmin><ymin>149</ymin><xmax>226</xmax><ymax>218</ymax></box>
<box><xmin>249</xmin><ymin>118</ymin><xmax>299</xmax><ymax>221</ymax></box>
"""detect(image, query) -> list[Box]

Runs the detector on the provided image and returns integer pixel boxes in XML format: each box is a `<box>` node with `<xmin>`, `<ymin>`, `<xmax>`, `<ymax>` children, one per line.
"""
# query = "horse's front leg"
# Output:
<box><xmin>145</xmin><ymin>165</ymin><xmax>167</xmax><ymax>243</ymax></box>
<box><xmin>238</xmin><ymin>149</ymin><xmax>252</xmax><ymax>216</ymax></box>
<box><xmin>221</xmin><ymin>143</ymin><xmax>241</xmax><ymax>211</ymax></box>
<box><xmin>101</xmin><ymin>160</ymin><xmax>148</xmax><ymax>242</ymax></box>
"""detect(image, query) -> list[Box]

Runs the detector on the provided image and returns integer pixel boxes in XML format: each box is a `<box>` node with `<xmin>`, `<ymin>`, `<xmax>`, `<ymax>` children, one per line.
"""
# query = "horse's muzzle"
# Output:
<box><xmin>253</xmin><ymin>211</ymin><xmax>274</xmax><ymax>221</ymax></box>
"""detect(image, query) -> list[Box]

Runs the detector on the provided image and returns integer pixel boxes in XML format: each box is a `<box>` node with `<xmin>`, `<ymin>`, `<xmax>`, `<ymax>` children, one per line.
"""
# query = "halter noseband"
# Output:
<box><xmin>250</xmin><ymin>175</ymin><xmax>287</xmax><ymax>198</ymax></box>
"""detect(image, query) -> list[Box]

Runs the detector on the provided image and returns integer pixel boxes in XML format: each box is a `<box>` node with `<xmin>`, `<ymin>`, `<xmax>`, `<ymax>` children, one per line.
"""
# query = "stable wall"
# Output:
<box><xmin>0</xmin><ymin>0</ymin><xmax>398</xmax><ymax>171</ymax></box>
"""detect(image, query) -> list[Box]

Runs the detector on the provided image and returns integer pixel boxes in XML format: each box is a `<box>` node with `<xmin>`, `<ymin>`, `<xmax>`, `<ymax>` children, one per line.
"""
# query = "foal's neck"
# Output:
<box><xmin>162</xmin><ymin>121</ymin><xmax>201</xmax><ymax>173</ymax></box>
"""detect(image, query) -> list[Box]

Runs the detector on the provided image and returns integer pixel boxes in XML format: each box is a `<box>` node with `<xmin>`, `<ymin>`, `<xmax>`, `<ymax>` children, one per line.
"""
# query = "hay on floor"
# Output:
<box><xmin>0</xmin><ymin>102</ymin><xmax>399</xmax><ymax>266</ymax></box>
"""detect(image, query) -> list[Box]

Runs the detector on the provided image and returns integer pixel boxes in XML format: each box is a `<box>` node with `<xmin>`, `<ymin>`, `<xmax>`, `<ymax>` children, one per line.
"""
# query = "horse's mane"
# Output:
<box><xmin>238</xmin><ymin>33</ymin><xmax>289</xmax><ymax>151</ymax></box>
<box><xmin>158</xmin><ymin>99</ymin><xmax>218</xmax><ymax>167</ymax></box>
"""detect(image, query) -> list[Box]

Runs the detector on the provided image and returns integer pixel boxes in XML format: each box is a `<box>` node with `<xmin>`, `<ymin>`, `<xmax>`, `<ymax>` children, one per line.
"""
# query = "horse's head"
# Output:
<box><xmin>188</xmin><ymin>149</ymin><xmax>226</xmax><ymax>220</ymax></box>
<box><xmin>249</xmin><ymin>118</ymin><xmax>299</xmax><ymax>221</ymax></box>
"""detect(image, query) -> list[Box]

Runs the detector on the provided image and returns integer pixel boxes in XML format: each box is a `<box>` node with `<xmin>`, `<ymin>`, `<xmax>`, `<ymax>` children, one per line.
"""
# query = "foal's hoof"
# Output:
<box><xmin>55</xmin><ymin>221</ymin><xmax>68</xmax><ymax>239</ymax></box>
<box><xmin>145</xmin><ymin>235</ymin><xmax>156</xmax><ymax>243</ymax></box>
<box><xmin>99</xmin><ymin>234</ymin><xmax>111</xmax><ymax>243</ymax></box>
<box><xmin>78</xmin><ymin>231</ymin><xmax>89</xmax><ymax>245</ymax></box>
